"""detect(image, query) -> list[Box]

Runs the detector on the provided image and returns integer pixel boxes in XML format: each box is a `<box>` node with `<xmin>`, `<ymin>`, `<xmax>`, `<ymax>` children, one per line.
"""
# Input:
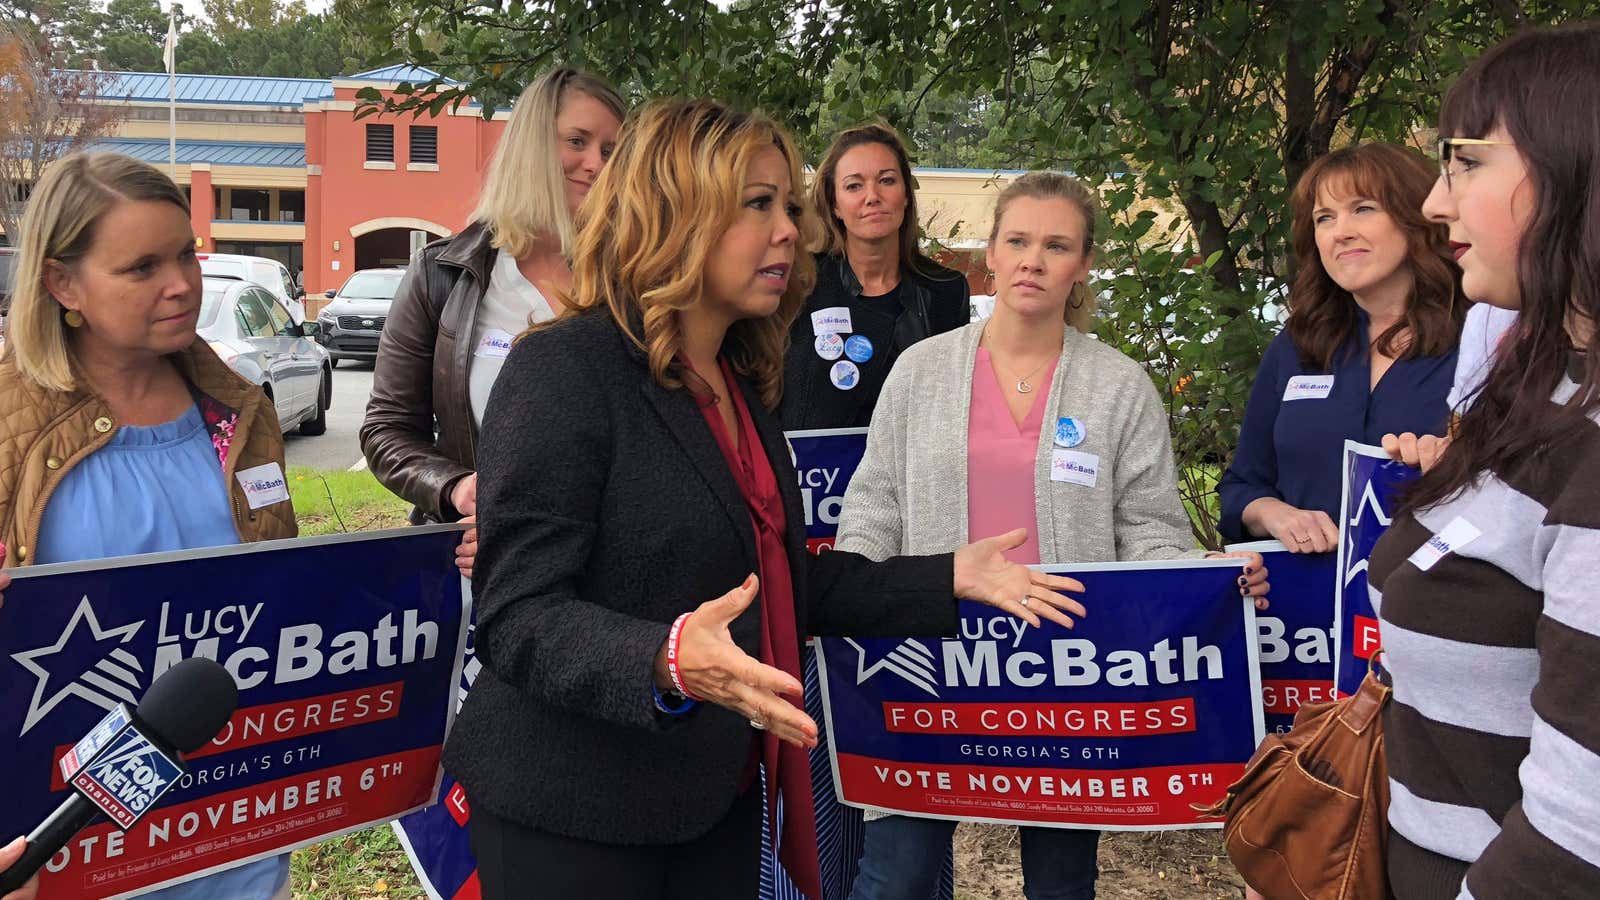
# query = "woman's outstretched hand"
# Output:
<box><xmin>656</xmin><ymin>574</ymin><xmax>818</xmax><ymax>750</ymax></box>
<box><xmin>953</xmin><ymin>529</ymin><xmax>1087</xmax><ymax>630</ymax></box>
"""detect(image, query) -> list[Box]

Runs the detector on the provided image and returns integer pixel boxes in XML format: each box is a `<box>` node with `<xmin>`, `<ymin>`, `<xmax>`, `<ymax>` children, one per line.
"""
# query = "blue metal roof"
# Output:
<box><xmin>343</xmin><ymin>65</ymin><xmax>455</xmax><ymax>85</ymax></box>
<box><xmin>85</xmin><ymin>71</ymin><xmax>329</xmax><ymax>107</ymax></box>
<box><xmin>90</xmin><ymin>138</ymin><xmax>306</xmax><ymax>168</ymax></box>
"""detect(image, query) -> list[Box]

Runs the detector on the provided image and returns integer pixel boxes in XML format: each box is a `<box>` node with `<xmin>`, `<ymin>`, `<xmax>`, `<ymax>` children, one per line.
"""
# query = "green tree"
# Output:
<box><xmin>340</xmin><ymin>0</ymin><xmax>1594</xmax><ymax>545</ymax></box>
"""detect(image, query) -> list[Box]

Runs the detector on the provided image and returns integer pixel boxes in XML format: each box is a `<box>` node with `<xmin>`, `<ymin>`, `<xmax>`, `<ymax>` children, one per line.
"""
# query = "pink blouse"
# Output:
<box><xmin>967</xmin><ymin>347</ymin><xmax>1059</xmax><ymax>565</ymax></box>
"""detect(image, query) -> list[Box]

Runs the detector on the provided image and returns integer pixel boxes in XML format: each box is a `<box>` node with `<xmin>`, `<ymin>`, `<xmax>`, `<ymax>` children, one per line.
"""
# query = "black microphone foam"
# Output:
<box><xmin>135</xmin><ymin>657</ymin><xmax>239</xmax><ymax>753</ymax></box>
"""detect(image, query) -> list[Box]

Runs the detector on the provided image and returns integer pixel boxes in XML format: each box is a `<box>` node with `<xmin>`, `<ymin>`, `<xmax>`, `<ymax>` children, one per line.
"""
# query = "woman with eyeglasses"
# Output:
<box><xmin>1369</xmin><ymin>23</ymin><xmax>1600</xmax><ymax>898</ymax></box>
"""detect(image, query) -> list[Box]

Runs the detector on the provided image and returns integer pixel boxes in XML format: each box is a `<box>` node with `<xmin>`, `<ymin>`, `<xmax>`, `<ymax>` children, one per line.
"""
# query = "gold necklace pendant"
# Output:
<box><xmin>1016</xmin><ymin>378</ymin><xmax>1034</xmax><ymax>394</ymax></box>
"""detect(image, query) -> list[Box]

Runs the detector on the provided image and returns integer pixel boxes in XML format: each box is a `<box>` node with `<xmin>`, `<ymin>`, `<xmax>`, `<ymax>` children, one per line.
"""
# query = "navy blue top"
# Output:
<box><xmin>1218</xmin><ymin>318</ymin><xmax>1457</xmax><ymax>541</ymax></box>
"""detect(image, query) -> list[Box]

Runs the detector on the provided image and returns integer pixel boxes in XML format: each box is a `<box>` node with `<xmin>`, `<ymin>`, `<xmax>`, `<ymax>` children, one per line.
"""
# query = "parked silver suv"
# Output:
<box><xmin>314</xmin><ymin>268</ymin><xmax>406</xmax><ymax>366</ymax></box>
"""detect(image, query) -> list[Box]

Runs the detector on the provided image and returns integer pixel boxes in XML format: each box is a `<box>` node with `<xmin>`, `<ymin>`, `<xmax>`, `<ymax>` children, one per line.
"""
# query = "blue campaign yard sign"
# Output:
<box><xmin>1225</xmin><ymin>541</ymin><xmax>1338</xmax><ymax>734</ymax></box>
<box><xmin>817</xmin><ymin>559</ymin><xmax>1263</xmax><ymax>829</ymax></box>
<box><xmin>0</xmin><ymin>526</ymin><xmax>468</xmax><ymax>899</ymax></box>
<box><xmin>1334</xmin><ymin>441</ymin><xmax>1417</xmax><ymax>697</ymax></box>
<box><xmin>785</xmin><ymin>428</ymin><xmax>869</xmax><ymax>553</ymax></box>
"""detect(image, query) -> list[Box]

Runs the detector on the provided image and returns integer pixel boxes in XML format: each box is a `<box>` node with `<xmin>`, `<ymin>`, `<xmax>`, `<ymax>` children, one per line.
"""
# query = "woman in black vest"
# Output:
<box><xmin>780</xmin><ymin>123</ymin><xmax>970</xmax><ymax>430</ymax></box>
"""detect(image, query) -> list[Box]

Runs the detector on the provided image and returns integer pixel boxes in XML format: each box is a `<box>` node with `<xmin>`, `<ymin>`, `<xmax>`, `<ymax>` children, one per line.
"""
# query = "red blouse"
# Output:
<box><xmin>693</xmin><ymin>356</ymin><xmax>820</xmax><ymax>898</ymax></box>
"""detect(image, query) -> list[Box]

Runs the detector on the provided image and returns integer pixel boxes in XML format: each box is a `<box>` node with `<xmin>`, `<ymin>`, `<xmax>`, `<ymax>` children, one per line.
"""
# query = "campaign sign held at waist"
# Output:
<box><xmin>0</xmin><ymin>526</ymin><xmax>469</xmax><ymax>899</ymax></box>
<box><xmin>1225</xmin><ymin>541</ymin><xmax>1338</xmax><ymax>734</ymax></box>
<box><xmin>816</xmin><ymin>559</ymin><xmax>1264</xmax><ymax>829</ymax></box>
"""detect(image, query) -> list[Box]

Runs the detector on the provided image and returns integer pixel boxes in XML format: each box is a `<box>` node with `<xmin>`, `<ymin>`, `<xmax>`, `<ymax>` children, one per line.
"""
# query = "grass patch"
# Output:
<box><xmin>291</xmin><ymin>825</ymin><xmax>426</xmax><ymax>899</ymax></box>
<box><xmin>284</xmin><ymin>467</ymin><xmax>425</xmax><ymax>897</ymax></box>
<box><xmin>288</xmin><ymin>467</ymin><xmax>411</xmax><ymax>537</ymax></box>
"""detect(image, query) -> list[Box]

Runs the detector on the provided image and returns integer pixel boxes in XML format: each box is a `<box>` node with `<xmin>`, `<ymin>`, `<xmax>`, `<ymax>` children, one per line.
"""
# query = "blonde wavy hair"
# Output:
<box><xmin>989</xmin><ymin>171</ymin><xmax>1098</xmax><ymax>334</ymax></box>
<box><xmin>555</xmin><ymin>98</ymin><xmax>822</xmax><ymax>409</ymax></box>
<box><xmin>7</xmin><ymin>152</ymin><xmax>191</xmax><ymax>392</ymax></box>
<box><xmin>470</xmin><ymin>66</ymin><xmax>624</xmax><ymax>258</ymax></box>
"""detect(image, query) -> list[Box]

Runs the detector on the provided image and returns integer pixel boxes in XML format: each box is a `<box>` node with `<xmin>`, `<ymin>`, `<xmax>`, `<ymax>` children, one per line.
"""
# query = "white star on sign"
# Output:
<box><xmin>844</xmin><ymin>637</ymin><xmax>942</xmax><ymax>698</ymax></box>
<box><xmin>11</xmin><ymin>595</ymin><xmax>145</xmax><ymax>736</ymax></box>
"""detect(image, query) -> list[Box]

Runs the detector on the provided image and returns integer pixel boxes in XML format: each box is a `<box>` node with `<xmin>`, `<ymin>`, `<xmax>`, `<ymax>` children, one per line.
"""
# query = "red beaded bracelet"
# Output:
<box><xmin>667</xmin><ymin>612</ymin><xmax>699</xmax><ymax>701</ymax></box>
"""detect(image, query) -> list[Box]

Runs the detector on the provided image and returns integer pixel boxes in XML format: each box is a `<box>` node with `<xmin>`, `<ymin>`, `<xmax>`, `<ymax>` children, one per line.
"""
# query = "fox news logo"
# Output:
<box><xmin>70</xmin><ymin>727</ymin><xmax>184</xmax><ymax>830</ymax></box>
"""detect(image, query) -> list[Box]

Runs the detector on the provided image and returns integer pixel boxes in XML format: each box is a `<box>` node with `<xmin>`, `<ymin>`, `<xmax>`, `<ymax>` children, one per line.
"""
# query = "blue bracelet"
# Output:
<box><xmin>653</xmin><ymin>683</ymin><xmax>697</xmax><ymax>715</ymax></box>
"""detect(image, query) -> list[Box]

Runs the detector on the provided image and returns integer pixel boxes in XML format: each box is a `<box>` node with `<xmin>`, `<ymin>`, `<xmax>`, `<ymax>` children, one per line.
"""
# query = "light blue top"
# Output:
<box><xmin>35</xmin><ymin>405</ymin><xmax>290</xmax><ymax>899</ymax></box>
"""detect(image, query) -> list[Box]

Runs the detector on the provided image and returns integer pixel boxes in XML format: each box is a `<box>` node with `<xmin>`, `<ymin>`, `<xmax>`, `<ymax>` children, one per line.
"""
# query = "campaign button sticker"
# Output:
<box><xmin>815</xmin><ymin>333</ymin><xmax>845</xmax><ymax>361</ymax></box>
<box><xmin>1050</xmin><ymin>449</ymin><xmax>1099</xmax><ymax>487</ymax></box>
<box><xmin>830</xmin><ymin>360</ymin><xmax>860</xmax><ymax>391</ymax></box>
<box><xmin>1054</xmin><ymin>417</ymin><xmax>1086</xmax><ymax>448</ymax></box>
<box><xmin>236</xmin><ymin>462</ymin><xmax>290</xmax><ymax>510</ymax></box>
<box><xmin>845</xmin><ymin>334</ymin><xmax>874</xmax><ymax>363</ymax></box>
<box><xmin>811</xmin><ymin>307</ymin><xmax>854</xmax><ymax>335</ymax></box>
<box><xmin>1283</xmin><ymin>375</ymin><xmax>1335</xmax><ymax>401</ymax></box>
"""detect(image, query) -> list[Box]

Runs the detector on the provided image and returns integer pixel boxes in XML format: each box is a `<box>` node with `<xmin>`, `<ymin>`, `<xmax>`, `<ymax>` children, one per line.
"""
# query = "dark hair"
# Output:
<box><xmin>1411</xmin><ymin>22</ymin><xmax>1600</xmax><ymax>510</ymax></box>
<box><xmin>1285</xmin><ymin>143</ymin><xmax>1463</xmax><ymax>371</ymax></box>
<box><xmin>810</xmin><ymin>122</ymin><xmax>951</xmax><ymax>282</ymax></box>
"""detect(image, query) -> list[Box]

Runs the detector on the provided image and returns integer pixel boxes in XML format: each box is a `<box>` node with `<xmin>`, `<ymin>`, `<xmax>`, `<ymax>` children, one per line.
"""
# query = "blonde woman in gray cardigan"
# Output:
<box><xmin>837</xmin><ymin>172</ymin><xmax>1270</xmax><ymax>900</ymax></box>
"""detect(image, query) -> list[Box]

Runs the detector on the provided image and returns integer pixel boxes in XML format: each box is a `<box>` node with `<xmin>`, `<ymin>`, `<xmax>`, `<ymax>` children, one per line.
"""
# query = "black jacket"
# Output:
<box><xmin>444</xmin><ymin>309</ymin><xmax>959</xmax><ymax>844</ymax></box>
<box><xmin>779</xmin><ymin>252</ymin><xmax>970</xmax><ymax>430</ymax></box>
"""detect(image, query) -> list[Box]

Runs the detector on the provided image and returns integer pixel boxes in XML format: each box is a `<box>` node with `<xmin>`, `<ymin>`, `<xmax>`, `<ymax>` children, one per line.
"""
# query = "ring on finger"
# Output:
<box><xmin>1019</xmin><ymin>595</ymin><xmax>1031</xmax><ymax>608</ymax></box>
<box><xmin>749</xmin><ymin>716</ymin><xmax>767</xmax><ymax>730</ymax></box>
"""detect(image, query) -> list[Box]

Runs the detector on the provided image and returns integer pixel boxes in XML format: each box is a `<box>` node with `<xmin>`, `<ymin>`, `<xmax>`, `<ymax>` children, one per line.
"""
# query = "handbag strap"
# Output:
<box><xmin>1337</xmin><ymin>670</ymin><xmax>1391</xmax><ymax>734</ymax></box>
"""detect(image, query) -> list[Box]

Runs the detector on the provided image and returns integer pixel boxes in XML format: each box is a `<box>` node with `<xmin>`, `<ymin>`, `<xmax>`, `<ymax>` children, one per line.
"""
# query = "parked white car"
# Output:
<box><xmin>199</xmin><ymin>253</ymin><xmax>306</xmax><ymax>324</ymax></box>
<box><xmin>198</xmin><ymin>276</ymin><xmax>331</xmax><ymax>435</ymax></box>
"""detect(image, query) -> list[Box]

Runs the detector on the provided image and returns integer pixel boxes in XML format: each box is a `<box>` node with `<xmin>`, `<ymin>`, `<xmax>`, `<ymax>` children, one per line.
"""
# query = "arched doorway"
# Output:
<box><xmin>349</xmin><ymin>218</ymin><xmax>452</xmax><ymax>270</ymax></box>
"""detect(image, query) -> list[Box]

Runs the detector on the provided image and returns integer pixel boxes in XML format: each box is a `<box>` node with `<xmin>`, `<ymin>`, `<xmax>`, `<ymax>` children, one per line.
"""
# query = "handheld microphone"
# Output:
<box><xmin>0</xmin><ymin>657</ymin><xmax>239</xmax><ymax>894</ymax></box>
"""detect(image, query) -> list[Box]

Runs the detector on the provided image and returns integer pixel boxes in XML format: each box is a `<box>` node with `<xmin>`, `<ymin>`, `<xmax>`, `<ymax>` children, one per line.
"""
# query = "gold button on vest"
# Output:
<box><xmin>15</xmin><ymin>545</ymin><xmax>27</xmax><ymax>561</ymax></box>
<box><xmin>93</xmin><ymin>416</ymin><xmax>114</xmax><ymax>433</ymax></box>
<box><xmin>45</xmin><ymin>456</ymin><xmax>62</xmax><ymax>469</ymax></box>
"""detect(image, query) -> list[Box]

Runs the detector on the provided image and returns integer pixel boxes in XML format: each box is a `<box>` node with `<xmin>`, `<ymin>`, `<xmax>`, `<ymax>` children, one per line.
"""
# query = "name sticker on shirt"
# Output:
<box><xmin>1283</xmin><ymin>375</ymin><xmax>1335</xmax><ymax>401</ymax></box>
<box><xmin>1050</xmin><ymin>449</ymin><xmax>1100</xmax><ymax>488</ymax></box>
<box><xmin>1407</xmin><ymin>517</ymin><xmax>1483</xmax><ymax>572</ymax></box>
<box><xmin>236</xmin><ymin>462</ymin><xmax>290</xmax><ymax>510</ymax></box>
<box><xmin>475</xmin><ymin>328</ymin><xmax>515</xmax><ymax>359</ymax></box>
<box><xmin>811</xmin><ymin>307</ymin><xmax>854</xmax><ymax>336</ymax></box>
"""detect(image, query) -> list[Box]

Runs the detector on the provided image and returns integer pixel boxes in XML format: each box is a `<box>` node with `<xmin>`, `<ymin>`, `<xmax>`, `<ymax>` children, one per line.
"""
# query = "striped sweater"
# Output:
<box><xmin>1368</xmin><ymin>360</ymin><xmax>1600</xmax><ymax>899</ymax></box>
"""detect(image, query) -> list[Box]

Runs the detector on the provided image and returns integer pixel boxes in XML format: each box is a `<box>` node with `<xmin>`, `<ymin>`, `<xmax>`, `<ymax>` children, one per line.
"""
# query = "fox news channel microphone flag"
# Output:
<box><xmin>815</xmin><ymin>561</ymin><xmax>1266</xmax><ymax>829</ymax></box>
<box><xmin>1223</xmin><ymin>541</ymin><xmax>1339</xmax><ymax>735</ymax></box>
<box><xmin>0</xmin><ymin>525</ymin><xmax>470</xmax><ymax>899</ymax></box>
<box><xmin>1333</xmin><ymin>440</ymin><xmax>1418</xmax><ymax>698</ymax></box>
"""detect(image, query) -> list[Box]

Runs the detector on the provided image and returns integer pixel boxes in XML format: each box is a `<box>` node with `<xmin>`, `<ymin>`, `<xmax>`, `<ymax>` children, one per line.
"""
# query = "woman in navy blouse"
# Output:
<box><xmin>1219</xmin><ymin>143</ymin><xmax>1463</xmax><ymax>550</ymax></box>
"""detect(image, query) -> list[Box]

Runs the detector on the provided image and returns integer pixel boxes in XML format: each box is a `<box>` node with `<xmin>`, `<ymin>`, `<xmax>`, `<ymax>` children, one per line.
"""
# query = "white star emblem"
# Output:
<box><xmin>11</xmin><ymin>595</ymin><xmax>146</xmax><ymax>735</ymax></box>
<box><xmin>844</xmin><ymin>637</ymin><xmax>941</xmax><ymax>698</ymax></box>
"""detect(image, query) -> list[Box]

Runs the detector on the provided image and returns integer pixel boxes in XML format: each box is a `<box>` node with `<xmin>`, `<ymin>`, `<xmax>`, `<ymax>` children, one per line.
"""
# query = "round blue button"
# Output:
<box><xmin>844</xmin><ymin>334</ymin><xmax>874</xmax><ymax>363</ymax></box>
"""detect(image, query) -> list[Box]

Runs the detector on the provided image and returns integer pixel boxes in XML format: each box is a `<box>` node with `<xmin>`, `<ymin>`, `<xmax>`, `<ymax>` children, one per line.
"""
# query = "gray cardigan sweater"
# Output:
<box><xmin>837</xmin><ymin>321</ymin><xmax>1199</xmax><ymax>565</ymax></box>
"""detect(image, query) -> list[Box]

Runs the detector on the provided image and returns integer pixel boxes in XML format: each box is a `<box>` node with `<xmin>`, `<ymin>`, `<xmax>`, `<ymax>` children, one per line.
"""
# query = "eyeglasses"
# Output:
<box><xmin>1437</xmin><ymin>137</ymin><xmax>1512</xmax><ymax>191</ymax></box>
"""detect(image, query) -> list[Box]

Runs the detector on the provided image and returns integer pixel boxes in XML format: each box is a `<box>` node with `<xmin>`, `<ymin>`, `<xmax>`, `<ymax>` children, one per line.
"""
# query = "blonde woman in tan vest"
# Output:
<box><xmin>0</xmin><ymin>152</ymin><xmax>295</xmax><ymax>900</ymax></box>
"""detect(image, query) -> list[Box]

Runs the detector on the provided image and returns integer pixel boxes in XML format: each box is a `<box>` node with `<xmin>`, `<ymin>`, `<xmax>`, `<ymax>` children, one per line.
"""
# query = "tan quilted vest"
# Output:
<box><xmin>0</xmin><ymin>339</ymin><xmax>297</xmax><ymax>567</ymax></box>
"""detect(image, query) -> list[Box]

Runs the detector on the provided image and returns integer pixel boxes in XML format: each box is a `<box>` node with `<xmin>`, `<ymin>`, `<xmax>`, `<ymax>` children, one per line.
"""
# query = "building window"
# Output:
<box><xmin>277</xmin><ymin>190</ymin><xmax>305</xmax><ymax>223</ymax></box>
<box><xmin>218</xmin><ymin>188</ymin><xmax>271</xmax><ymax>222</ymax></box>
<box><xmin>410</xmin><ymin>126</ymin><xmax>438</xmax><ymax>165</ymax></box>
<box><xmin>366</xmin><ymin>124</ymin><xmax>395</xmax><ymax>163</ymax></box>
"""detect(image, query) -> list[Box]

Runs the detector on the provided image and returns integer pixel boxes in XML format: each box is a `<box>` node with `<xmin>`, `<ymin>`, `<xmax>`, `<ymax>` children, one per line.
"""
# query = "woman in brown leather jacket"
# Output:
<box><xmin>0</xmin><ymin>153</ymin><xmax>296</xmax><ymax>899</ymax></box>
<box><xmin>360</xmin><ymin>67</ymin><xmax>624</xmax><ymax>576</ymax></box>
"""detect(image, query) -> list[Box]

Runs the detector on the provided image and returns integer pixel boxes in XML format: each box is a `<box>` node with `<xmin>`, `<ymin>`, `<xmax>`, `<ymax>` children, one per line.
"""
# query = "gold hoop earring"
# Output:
<box><xmin>63</xmin><ymin>309</ymin><xmax>84</xmax><ymax>328</ymax></box>
<box><xmin>985</xmin><ymin>271</ymin><xmax>995</xmax><ymax>295</ymax></box>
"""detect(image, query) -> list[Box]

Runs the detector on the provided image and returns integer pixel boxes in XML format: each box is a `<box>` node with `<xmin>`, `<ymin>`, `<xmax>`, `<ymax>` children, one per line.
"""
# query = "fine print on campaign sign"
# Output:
<box><xmin>817</xmin><ymin>560</ymin><xmax>1265</xmax><ymax>830</ymax></box>
<box><xmin>0</xmin><ymin>526</ymin><xmax>469</xmax><ymax>899</ymax></box>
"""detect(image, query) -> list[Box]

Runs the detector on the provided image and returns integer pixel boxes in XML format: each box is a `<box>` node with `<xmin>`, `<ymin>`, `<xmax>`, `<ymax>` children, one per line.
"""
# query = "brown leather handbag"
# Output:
<box><xmin>1197</xmin><ymin>669</ymin><xmax>1393</xmax><ymax>900</ymax></box>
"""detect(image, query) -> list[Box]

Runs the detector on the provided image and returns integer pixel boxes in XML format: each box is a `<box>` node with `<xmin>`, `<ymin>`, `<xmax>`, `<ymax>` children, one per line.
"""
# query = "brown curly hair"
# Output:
<box><xmin>1284</xmin><ymin>143</ymin><xmax>1463</xmax><ymax>371</ymax></box>
<box><xmin>544</xmin><ymin>98</ymin><xmax>823</xmax><ymax>409</ymax></box>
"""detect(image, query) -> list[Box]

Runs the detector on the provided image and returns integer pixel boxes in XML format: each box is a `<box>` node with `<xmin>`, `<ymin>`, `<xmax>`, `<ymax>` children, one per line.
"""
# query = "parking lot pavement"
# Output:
<box><xmin>285</xmin><ymin>363</ymin><xmax>376</xmax><ymax>471</ymax></box>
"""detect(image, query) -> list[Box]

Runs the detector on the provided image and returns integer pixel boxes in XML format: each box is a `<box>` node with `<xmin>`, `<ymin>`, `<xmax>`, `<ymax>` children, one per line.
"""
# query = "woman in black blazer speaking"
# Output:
<box><xmin>442</xmin><ymin>98</ymin><xmax>1087</xmax><ymax>900</ymax></box>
